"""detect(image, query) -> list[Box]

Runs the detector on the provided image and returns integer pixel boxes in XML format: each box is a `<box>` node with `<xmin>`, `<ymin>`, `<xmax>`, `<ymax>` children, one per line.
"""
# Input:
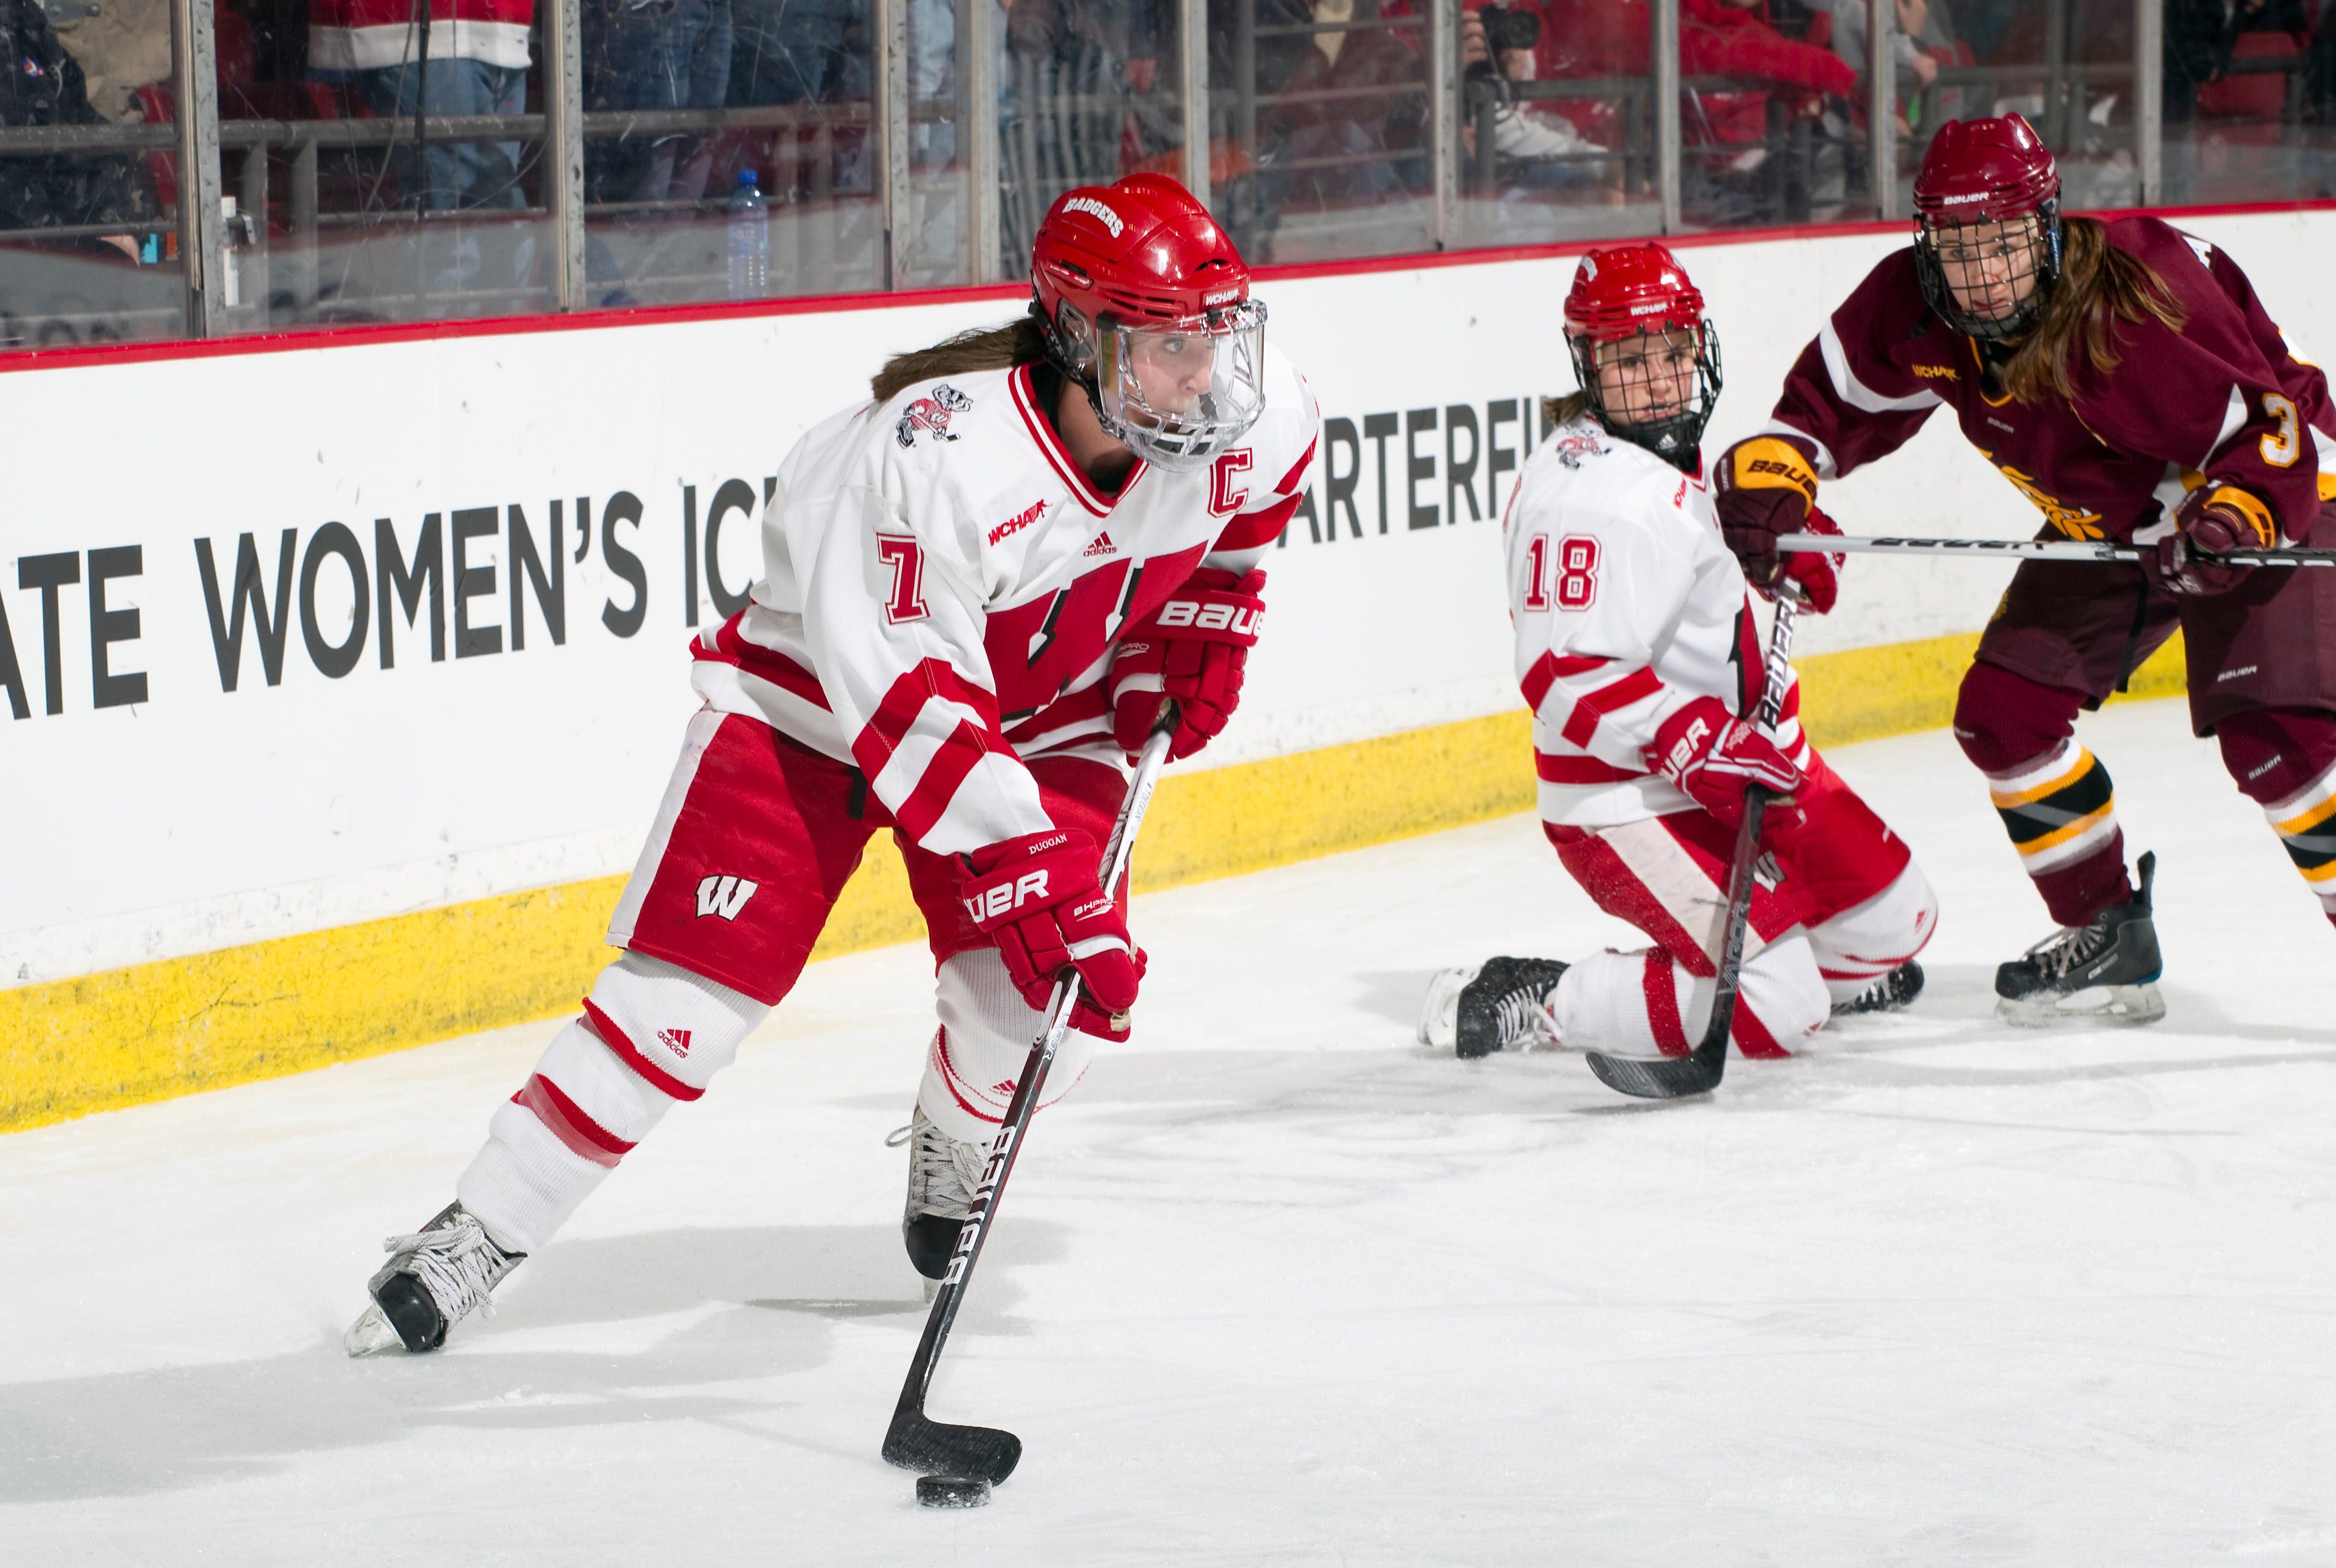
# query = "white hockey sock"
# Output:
<box><xmin>914</xmin><ymin>948</ymin><xmax>1107</xmax><ymax>1144</ymax></box>
<box><xmin>1808</xmin><ymin>861</ymin><xmax>1940</xmax><ymax>1006</ymax></box>
<box><xmin>458</xmin><ymin>951</ymin><xmax>766</xmax><ymax>1255</ymax></box>
<box><xmin>1548</xmin><ymin>936</ymin><xmax>1828</xmax><ymax>1058</ymax></box>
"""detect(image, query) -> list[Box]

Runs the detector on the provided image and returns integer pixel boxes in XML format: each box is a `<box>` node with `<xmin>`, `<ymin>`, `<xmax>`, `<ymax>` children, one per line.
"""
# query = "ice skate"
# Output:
<box><xmin>898</xmin><ymin>1109</ymin><xmax>992</xmax><ymax>1290</ymax></box>
<box><xmin>1832</xmin><ymin>960</ymin><xmax>1925</xmax><ymax>1017</ymax></box>
<box><xmin>342</xmin><ymin>1201</ymin><xmax>526</xmax><ymax>1356</ymax></box>
<box><xmin>1995</xmin><ymin>853</ymin><xmax>2165</xmax><ymax>1027</ymax></box>
<box><xmin>1421</xmin><ymin>958</ymin><xmax>1569</xmax><ymax>1058</ymax></box>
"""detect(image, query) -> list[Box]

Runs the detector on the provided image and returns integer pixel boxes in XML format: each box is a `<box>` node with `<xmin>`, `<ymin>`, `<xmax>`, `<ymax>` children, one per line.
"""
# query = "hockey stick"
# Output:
<box><xmin>881</xmin><ymin>721</ymin><xmax>1177</xmax><ymax>1487</ymax></box>
<box><xmin>1582</xmin><ymin>593</ymin><xmax>1800</xmax><ymax>1100</ymax></box>
<box><xmin>1777</xmin><ymin>532</ymin><xmax>2336</xmax><ymax>568</ymax></box>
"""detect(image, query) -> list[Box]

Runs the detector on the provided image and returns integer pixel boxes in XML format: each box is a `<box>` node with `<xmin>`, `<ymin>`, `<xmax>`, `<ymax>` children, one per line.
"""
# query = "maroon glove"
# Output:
<box><xmin>1647</xmin><ymin>696</ymin><xmax>1804</xmax><ymax>830</ymax></box>
<box><xmin>961</xmin><ymin>828</ymin><xmax>1145</xmax><ymax>1038</ymax></box>
<box><xmin>1714</xmin><ymin>436</ymin><xmax>1821</xmax><ymax>590</ymax></box>
<box><xmin>1110</xmin><ymin>568</ymin><xmax>1266</xmax><ymax>760</ymax></box>
<box><xmin>2152</xmin><ymin>484</ymin><xmax>2275</xmax><ymax>597</ymax></box>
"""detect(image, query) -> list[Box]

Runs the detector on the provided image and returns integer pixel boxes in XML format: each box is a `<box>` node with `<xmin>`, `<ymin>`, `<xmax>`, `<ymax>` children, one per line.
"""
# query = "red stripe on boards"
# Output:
<box><xmin>582</xmin><ymin>999</ymin><xmax>704</xmax><ymax>1102</ymax></box>
<box><xmin>513</xmin><ymin>1073</ymin><xmax>633</xmax><ymax>1168</ymax></box>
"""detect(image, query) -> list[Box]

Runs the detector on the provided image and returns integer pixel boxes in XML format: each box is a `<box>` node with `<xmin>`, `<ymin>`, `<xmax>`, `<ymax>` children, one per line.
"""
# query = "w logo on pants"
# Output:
<box><xmin>694</xmin><ymin>874</ymin><xmax>759</xmax><ymax>921</ymax></box>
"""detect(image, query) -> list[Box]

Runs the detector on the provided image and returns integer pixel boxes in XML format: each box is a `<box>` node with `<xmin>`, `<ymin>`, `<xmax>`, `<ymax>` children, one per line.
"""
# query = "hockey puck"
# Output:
<box><xmin>916</xmin><ymin>1474</ymin><xmax>992</xmax><ymax>1508</ymax></box>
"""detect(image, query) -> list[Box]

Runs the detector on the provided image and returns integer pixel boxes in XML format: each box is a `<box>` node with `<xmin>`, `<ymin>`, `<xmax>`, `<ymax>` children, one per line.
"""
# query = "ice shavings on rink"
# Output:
<box><xmin>1</xmin><ymin>697</ymin><xmax>2331</xmax><ymax>1566</ymax></box>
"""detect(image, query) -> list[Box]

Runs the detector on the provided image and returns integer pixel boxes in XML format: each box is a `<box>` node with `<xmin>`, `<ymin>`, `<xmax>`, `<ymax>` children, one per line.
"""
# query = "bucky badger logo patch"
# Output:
<box><xmin>896</xmin><ymin>383</ymin><xmax>974</xmax><ymax>448</ymax></box>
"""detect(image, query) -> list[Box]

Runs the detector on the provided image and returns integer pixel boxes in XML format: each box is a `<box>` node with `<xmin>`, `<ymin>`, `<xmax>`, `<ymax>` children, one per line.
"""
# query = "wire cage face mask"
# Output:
<box><xmin>1915</xmin><ymin>208</ymin><xmax>2061</xmax><ymax>341</ymax></box>
<box><xmin>1566</xmin><ymin>321</ymin><xmax>1722</xmax><ymax>469</ymax></box>
<box><xmin>1094</xmin><ymin>300</ymin><xmax>1269</xmax><ymax>471</ymax></box>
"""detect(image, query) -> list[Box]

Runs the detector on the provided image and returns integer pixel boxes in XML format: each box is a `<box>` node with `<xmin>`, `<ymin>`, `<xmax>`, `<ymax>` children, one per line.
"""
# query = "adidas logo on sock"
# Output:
<box><xmin>1082</xmin><ymin>531</ymin><xmax>1116</xmax><ymax>558</ymax></box>
<box><xmin>991</xmin><ymin>1079</ymin><xmax>1016</xmax><ymax>1094</ymax></box>
<box><xmin>659</xmin><ymin>1028</ymin><xmax>693</xmax><ymax>1059</ymax></box>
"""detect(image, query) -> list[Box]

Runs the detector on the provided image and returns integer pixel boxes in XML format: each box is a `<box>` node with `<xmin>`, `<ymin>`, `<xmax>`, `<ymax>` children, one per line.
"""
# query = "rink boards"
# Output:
<box><xmin>1</xmin><ymin>204</ymin><xmax>2307</xmax><ymax>1131</ymax></box>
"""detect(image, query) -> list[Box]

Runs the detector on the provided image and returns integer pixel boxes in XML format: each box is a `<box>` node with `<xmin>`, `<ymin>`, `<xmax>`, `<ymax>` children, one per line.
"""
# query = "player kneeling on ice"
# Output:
<box><xmin>1420</xmin><ymin>244</ymin><xmax>1937</xmax><ymax>1063</ymax></box>
<box><xmin>1715</xmin><ymin>115</ymin><xmax>2336</xmax><ymax>1025</ymax></box>
<box><xmin>344</xmin><ymin>174</ymin><xmax>1320</xmax><ymax>1356</ymax></box>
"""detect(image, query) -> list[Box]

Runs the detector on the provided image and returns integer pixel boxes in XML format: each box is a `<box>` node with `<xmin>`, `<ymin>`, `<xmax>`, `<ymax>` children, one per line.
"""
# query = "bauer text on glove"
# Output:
<box><xmin>1714</xmin><ymin>436</ymin><xmax>1821</xmax><ymax>589</ymax></box>
<box><xmin>1109</xmin><ymin>567</ymin><xmax>1266</xmax><ymax>760</ymax></box>
<box><xmin>961</xmin><ymin>828</ymin><xmax>1146</xmax><ymax>1038</ymax></box>
<box><xmin>1648</xmin><ymin>696</ymin><xmax>1803</xmax><ymax>829</ymax></box>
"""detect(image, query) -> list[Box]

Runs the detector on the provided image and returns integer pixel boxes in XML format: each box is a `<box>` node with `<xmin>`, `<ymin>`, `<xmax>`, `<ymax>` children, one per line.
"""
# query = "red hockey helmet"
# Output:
<box><xmin>1031</xmin><ymin>174</ymin><xmax>1267</xmax><ymax>471</ymax></box>
<box><xmin>1911</xmin><ymin>113</ymin><xmax>2063</xmax><ymax>339</ymax></box>
<box><xmin>1561</xmin><ymin>243</ymin><xmax>1722</xmax><ymax>468</ymax></box>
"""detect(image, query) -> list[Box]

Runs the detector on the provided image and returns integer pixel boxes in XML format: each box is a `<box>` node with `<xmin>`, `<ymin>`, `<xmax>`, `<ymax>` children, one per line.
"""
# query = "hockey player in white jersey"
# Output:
<box><xmin>345</xmin><ymin>173</ymin><xmax>1319</xmax><ymax>1355</ymax></box>
<box><xmin>1420</xmin><ymin>243</ymin><xmax>1935</xmax><ymax>1063</ymax></box>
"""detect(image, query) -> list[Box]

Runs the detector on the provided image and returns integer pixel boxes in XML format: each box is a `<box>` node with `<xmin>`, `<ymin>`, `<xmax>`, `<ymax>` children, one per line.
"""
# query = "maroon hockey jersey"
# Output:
<box><xmin>1764</xmin><ymin>216</ymin><xmax>2335</xmax><ymax>548</ymax></box>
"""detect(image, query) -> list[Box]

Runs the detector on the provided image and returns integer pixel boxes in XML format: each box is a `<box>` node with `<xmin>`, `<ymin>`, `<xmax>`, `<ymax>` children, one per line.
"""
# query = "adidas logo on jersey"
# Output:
<box><xmin>1082</xmin><ymin>531</ymin><xmax>1117</xmax><ymax>557</ymax></box>
<box><xmin>989</xmin><ymin>500</ymin><xmax>1045</xmax><ymax>546</ymax></box>
<box><xmin>694</xmin><ymin>874</ymin><xmax>759</xmax><ymax>921</ymax></box>
<box><xmin>659</xmin><ymin>1028</ymin><xmax>694</xmax><ymax>1059</ymax></box>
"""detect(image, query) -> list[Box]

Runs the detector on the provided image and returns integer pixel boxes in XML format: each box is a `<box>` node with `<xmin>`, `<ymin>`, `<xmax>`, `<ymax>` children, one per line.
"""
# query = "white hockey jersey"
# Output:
<box><xmin>693</xmin><ymin>351</ymin><xmax>1320</xmax><ymax>856</ymax></box>
<box><xmin>1502</xmin><ymin>414</ymin><xmax>1808</xmax><ymax>831</ymax></box>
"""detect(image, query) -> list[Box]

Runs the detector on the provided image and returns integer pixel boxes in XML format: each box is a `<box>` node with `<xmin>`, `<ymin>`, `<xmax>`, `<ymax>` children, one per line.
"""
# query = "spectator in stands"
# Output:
<box><xmin>1456</xmin><ymin>2</ymin><xmax>1606</xmax><ymax>190</ymax></box>
<box><xmin>1821</xmin><ymin>0</ymin><xmax>1939</xmax><ymax>107</ymax></box>
<box><xmin>585</xmin><ymin>0</ymin><xmax>735</xmax><ymax>209</ymax></box>
<box><xmin>729</xmin><ymin>0</ymin><xmax>865</xmax><ymax>107</ymax></box>
<box><xmin>1267</xmin><ymin>0</ymin><xmax>1430</xmax><ymax>211</ymax></box>
<box><xmin>309</xmin><ymin>0</ymin><xmax>535</xmax><ymax>239</ymax></box>
<box><xmin>0</xmin><ymin>0</ymin><xmax>155</xmax><ymax>258</ymax></box>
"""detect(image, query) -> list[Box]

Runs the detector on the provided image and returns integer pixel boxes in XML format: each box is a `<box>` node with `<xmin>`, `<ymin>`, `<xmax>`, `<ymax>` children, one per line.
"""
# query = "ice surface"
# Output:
<box><xmin>3</xmin><ymin>699</ymin><xmax>2331</xmax><ymax>1566</ymax></box>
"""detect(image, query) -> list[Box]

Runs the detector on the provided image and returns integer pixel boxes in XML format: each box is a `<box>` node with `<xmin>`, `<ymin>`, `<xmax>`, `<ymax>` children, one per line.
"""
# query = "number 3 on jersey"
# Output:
<box><xmin>877</xmin><ymin>536</ymin><xmax>927</xmax><ymax>623</ymax></box>
<box><xmin>1524</xmin><ymin>533</ymin><xmax>1600</xmax><ymax>611</ymax></box>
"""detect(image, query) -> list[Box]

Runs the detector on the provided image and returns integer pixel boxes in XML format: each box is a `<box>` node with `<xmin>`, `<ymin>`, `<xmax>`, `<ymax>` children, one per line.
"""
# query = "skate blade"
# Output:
<box><xmin>342</xmin><ymin>1303</ymin><xmax>406</xmax><ymax>1358</ymax></box>
<box><xmin>1996</xmin><ymin>982</ymin><xmax>2166</xmax><ymax>1029</ymax></box>
<box><xmin>1418</xmin><ymin>965</ymin><xmax>1480</xmax><ymax>1049</ymax></box>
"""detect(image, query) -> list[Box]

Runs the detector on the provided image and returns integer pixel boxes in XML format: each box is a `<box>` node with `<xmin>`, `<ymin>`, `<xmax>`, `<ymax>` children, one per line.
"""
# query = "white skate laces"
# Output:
<box><xmin>896</xmin><ymin>1109</ymin><xmax>990</xmax><ymax>1223</ymax></box>
<box><xmin>380</xmin><ymin>1213</ymin><xmax>515</xmax><ymax>1326</ymax></box>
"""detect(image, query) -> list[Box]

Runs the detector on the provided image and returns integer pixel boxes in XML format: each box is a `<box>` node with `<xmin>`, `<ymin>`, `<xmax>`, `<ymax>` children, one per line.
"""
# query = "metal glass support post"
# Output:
<box><xmin>1181</xmin><ymin>0</ymin><xmax>1210</xmax><ymax>210</ymax></box>
<box><xmin>169</xmin><ymin>0</ymin><xmax>225</xmax><ymax>335</ymax></box>
<box><xmin>544</xmin><ymin>0</ymin><xmax>588</xmax><ymax>310</ymax></box>
<box><xmin>1429</xmin><ymin>0</ymin><xmax>1456</xmax><ymax>248</ymax></box>
<box><xmin>878</xmin><ymin>0</ymin><xmax>911</xmax><ymax>289</ymax></box>
<box><xmin>2134</xmin><ymin>0</ymin><xmax>2162</xmax><ymax>203</ymax></box>
<box><xmin>1654</xmin><ymin>0</ymin><xmax>1680</xmax><ymax>232</ymax></box>
<box><xmin>1869</xmin><ymin>0</ymin><xmax>1894</xmax><ymax>219</ymax></box>
<box><xmin>2043</xmin><ymin>0</ymin><xmax>2069</xmax><ymax>150</ymax></box>
<box><xmin>967</xmin><ymin>0</ymin><xmax>1001</xmax><ymax>282</ymax></box>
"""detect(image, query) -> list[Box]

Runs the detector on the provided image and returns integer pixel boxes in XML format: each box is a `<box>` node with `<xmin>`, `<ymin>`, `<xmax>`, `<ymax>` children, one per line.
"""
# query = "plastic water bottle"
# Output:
<box><xmin>728</xmin><ymin>170</ymin><xmax>770</xmax><ymax>300</ymax></box>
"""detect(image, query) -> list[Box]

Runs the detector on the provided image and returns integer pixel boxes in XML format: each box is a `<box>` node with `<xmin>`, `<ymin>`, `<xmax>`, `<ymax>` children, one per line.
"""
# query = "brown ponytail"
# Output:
<box><xmin>2002</xmin><ymin>217</ymin><xmax>2187</xmax><ymax>405</ymax></box>
<box><xmin>870</xmin><ymin>310</ymin><xmax>1050</xmax><ymax>403</ymax></box>
<box><xmin>1544</xmin><ymin>391</ymin><xmax>1592</xmax><ymax>428</ymax></box>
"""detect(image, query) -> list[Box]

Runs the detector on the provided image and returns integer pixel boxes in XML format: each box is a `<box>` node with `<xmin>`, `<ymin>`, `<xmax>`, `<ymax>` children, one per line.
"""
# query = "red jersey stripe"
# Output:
<box><xmin>1559</xmin><ymin>666</ymin><xmax>1664</xmax><ymax>749</ymax></box>
<box><xmin>692</xmin><ymin>618</ymin><xmax>833</xmax><ymax>712</ymax></box>
<box><xmin>891</xmin><ymin>717</ymin><xmax>1013</xmax><ymax>842</ymax></box>
<box><xmin>1273</xmin><ymin>436</ymin><xmax>1319</xmax><ymax>497</ymax></box>
<box><xmin>1215</xmin><ymin>490</ymin><xmax>1302</xmax><ymax>552</ymax></box>
<box><xmin>1520</xmin><ymin>650</ymin><xmax>1611</xmax><ymax>711</ymax></box>
<box><xmin>1535</xmin><ymin>750</ymin><xmax>1647</xmax><ymax>785</ymax></box>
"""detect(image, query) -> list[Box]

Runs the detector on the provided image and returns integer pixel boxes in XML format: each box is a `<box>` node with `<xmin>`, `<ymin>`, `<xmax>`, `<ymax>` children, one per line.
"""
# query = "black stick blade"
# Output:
<box><xmin>1584</xmin><ymin>1046</ymin><xmax>1723</xmax><ymax>1100</ymax></box>
<box><xmin>884</xmin><ymin>1408</ymin><xmax>1023</xmax><ymax>1485</ymax></box>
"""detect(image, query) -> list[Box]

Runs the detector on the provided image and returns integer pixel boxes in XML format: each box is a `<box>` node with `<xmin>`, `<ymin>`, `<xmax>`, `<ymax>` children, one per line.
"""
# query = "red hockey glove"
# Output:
<box><xmin>1714</xmin><ymin>436</ymin><xmax>1822</xmax><ymax>590</ymax></box>
<box><xmin>1110</xmin><ymin>567</ymin><xmax>1266</xmax><ymax>761</ymax></box>
<box><xmin>2152</xmin><ymin>484</ymin><xmax>2275</xmax><ymax>597</ymax></box>
<box><xmin>1773</xmin><ymin>504</ymin><xmax>1843</xmax><ymax>614</ymax></box>
<box><xmin>1648</xmin><ymin>696</ymin><xmax>1803</xmax><ymax>830</ymax></box>
<box><xmin>961</xmin><ymin>828</ymin><xmax>1146</xmax><ymax>1039</ymax></box>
